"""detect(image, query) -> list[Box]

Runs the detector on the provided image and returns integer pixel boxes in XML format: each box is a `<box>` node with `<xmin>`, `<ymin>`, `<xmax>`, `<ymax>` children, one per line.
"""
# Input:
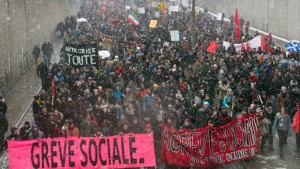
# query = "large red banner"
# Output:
<box><xmin>161</xmin><ymin>113</ymin><xmax>261</xmax><ymax>168</ymax></box>
<box><xmin>8</xmin><ymin>134</ymin><xmax>156</xmax><ymax>169</ymax></box>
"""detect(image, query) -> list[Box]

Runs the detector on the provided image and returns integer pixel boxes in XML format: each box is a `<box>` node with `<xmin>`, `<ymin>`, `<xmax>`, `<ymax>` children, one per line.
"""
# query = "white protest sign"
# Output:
<box><xmin>98</xmin><ymin>50</ymin><xmax>110</xmax><ymax>59</ymax></box>
<box><xmin>222</xmin><ymin>35</ymin><xmax>261</xmax><ymax>52</ymax></box>
<box><xmin>126</xmin><ymin>6</ymin><xmax>131</xmax><ymax>10</ymax></box>
<box><xmin>169</xmin><ymin>6</ymin><xmax>179</xmax><ymax>12</ymax></box>
<box><xmin>155</xmin><ymin>12</ymin><xmax>160</xmax><ymax>18</ymax></box>
<box><xmin>170</xmin><ymin>30</ymin><xmax>180</xmax><ymax>41</ymax></box>
<box><xmin>152</xmin><ymin>1</ymin><xmax>159</xmax><ymax>8</ymax></box>
<box><xmin>249</xmin><ymin>35</ymin><xmax>261</xmax><ymax>49</ymax></box>
<box><xmin>138</xmin><ymin>7</ymin><xmax>145</xmax><ymax>14</ymax></box>
<box><xmin>195</xmin><ymin>7</ymin><xmax>200</xmax><ymax>15</ymax></box>
<box><xmin>182</xmin><ymin>0</ymin><xmax>190</xmax><ymax>8</ymax></box>
<box><xmin>217</xmin><ymin>13</ymin><xmax>222</xmax><ymax>20</ymax></box>
<box><xmin>223</xmin><ymin>41</ymin><xmax>230</xmax><ymax>50</ymax></box>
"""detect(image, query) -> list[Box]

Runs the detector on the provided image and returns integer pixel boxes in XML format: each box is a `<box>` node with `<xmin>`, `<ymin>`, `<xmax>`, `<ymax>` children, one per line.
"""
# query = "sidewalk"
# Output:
<box><xmin>4</xmin><ymin>41</ymin><xmax>62</xmax><ymax>137</ymax></box>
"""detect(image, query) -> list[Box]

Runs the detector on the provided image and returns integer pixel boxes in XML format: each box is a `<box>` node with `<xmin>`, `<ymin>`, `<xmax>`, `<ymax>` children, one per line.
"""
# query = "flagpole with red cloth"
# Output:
<box><xmin>246</xmin><ymin>41</ymin><xmax>250</xmax><ymax>53</ymax></box>
<box><xmin>261</xmin><ymin>34</ymin><xmax>267</xmax><ymax>51</ymax></box>
<box><xmin>234</xmin><ymin>8</ymin><xmax>240</xmax><ymax>42</ymax></box>
<box><xmin>268</xmin><ymin>33</ymin><xmax>274</xmax><ymax>54</ymax></box>
<box><xmin>292</xmin><ymin>103</ymin><xmax>300</xmax><ymax>133</ymax></box>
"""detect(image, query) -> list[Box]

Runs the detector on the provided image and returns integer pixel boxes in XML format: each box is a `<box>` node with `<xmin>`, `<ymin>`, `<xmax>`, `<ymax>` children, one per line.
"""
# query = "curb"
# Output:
<box><xmin>14</xmin><ymin>86</ymin><xmax>42</xmax><ymax>128</ymax></box>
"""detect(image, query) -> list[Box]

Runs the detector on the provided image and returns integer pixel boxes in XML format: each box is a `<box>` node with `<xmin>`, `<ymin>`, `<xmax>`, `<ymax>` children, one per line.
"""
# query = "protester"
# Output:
<box><xmin>28</xmin><ymin>124</ymin><xmax>44</xmax><ymax>140</ymax></box>
<box><xmin>276</xmin><ymin>86</ymin><xmax>290</xmax><ymax>112</ymax></box>
<box><xmin>80</xmin><ymin>113</ymin><xmax>96</xmax><ymax>137</ymax></box>
<box><xmin>17</xmin><ymin>0</ymin><xmax>300</xmax><ymax>167</ymax></box>
<box><xmin>32</xmin><ymin>45</ymin><xmax>41</xmax><ymax>66</ymax></box>
<box><xmin>0</xmin><ymin>112</ymin><xmax>8</xmax><ymax>151</ymax></box>
<box><xmin>66</xmin><ymin>120</ymin><xmax>79</xmax><ymax>137</ymax></box>
<box><xmin>0</xmin><ymin>95</ymin><xmax>7</xmax><ymax>115</ymax></box>
<box><xmin>19</xmin><ymin>121</ymin><xmax>31</xmax><ymax>140</ymax></box>
<box><xmin>6</xmin><ymin>127</ymin><xmax>21</xmax><ymax>141</ymax></box>
<box><xmin>272</xmin><ymin>107</ymin><xmax>292</xmax><ymax>158</ymax></box>
<box><xmin>259</xmin><ymin>110</ymin><xmax>270</xmax><ymax>153</ymax></box>
<box><xmin>263</xmin><ymin>102</ymin><xmax>276</xmax><ymax>151</ymax></box>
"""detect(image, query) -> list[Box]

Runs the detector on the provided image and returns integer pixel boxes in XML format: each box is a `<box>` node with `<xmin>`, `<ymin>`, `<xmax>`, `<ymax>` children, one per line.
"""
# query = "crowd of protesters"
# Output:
<box><xmin>3</xmin><ymin>0</ymin><xmax>300</xmax><ymax>166</ymax></box>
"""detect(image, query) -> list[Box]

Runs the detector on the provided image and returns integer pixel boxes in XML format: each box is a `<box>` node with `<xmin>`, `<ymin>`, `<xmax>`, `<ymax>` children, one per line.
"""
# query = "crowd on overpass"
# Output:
<box><xmin>1</xmin><ymin>0</ymin><xmax>300</xmax><ymax>167</ymax></box>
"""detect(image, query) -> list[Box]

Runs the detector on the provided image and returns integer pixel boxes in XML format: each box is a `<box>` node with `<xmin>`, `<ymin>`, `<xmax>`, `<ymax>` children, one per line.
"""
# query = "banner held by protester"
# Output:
<box><xmin>8</xmin><ymin>134</ymin><xmax>156</xmax><ymax>169</ymax></box>
<box><xmin>161</xmin><ymin>113</ymin><xmax>261</xmax><ymax>168</ymax></box>
<box><xmin>64</xmin><ymin>43</ymin><xmax>98</xmax><ymax>66</ymax></box>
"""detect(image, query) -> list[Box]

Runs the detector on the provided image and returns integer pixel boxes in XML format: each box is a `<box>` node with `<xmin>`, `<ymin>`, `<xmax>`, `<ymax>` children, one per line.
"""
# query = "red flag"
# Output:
<box><xmin>268</xmin><ymin>33</ymin><xmax>273</xmax><ymax>54</ymax></box>
<box><xmin>51</xmin><ymin>82</ymin><xmax>55</xmax><ymax>97</ymax></box>
<box><xmin>207</xmin><ymin>41</ymin><xmax>218</xmax><ymax>54</ymax></box>
<box><xmin>91</xmin><ymin>113</ymin><xmax>98</xmax><ymax>127</ymax></box>
<box><xmin>261</xmin><ymin>34</ymin><xmax>267</xmax><ymax>51</ymax></box>
<box><xmin>234</xmin><ymin>8</ymin><xmax>240</xmax><ymax>42</ymax></box>
<box><xmin>246</xmin><ymin>41</ymin><xmax>250</xmax><ymax>53</ymax></box>
<box><xmin>292</xmin><ymin>105</ymin><xmax>300</xmax><ymax>133</ymax></box>
<box><xmin>268</xmin><ymin>46</ymin><xmax>273</xmax><ymax>54</ymax></box>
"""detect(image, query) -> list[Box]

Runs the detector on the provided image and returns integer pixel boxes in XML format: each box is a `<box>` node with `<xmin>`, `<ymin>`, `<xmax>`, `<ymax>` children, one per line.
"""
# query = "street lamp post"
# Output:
<box><xmin>191</xmin><ymin>0</ymin><xmax>195</xmax><ymax>48</ymax></box>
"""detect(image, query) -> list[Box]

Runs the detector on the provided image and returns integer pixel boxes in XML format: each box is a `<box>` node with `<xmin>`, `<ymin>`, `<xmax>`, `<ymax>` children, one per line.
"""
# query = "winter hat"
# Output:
<box><xmin>10</xmin><ymin>127</ymin><xmax>18</xmax><ymax>133</ymax></box>
<box><xmin>25</xmin><ymin>121</ymin><xmax>30</xmax><ymax>126</ymax></box>
<box><xmin>203</xmin><ymin>101</ymin><xmax>209</xmax><ymax>105</ymax></box>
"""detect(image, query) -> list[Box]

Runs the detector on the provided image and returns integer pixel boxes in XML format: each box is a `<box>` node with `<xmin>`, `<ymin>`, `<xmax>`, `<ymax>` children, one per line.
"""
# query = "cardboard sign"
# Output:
<box><xmin>170</xmin><ymin>30</ymin><xmax>180</xmax><ymax>41</ymax></box>
<box><xmin>161</xmin><ymin>113</ymin><xmax>261</xmax><ymax>168</ymax></box>
<box><xmin>138</xmin><ymin>7</ymin><xmax>145</xmax><ymax>14</ymax></box>
<box><xmin>149</xmin><ymin>20</ymin><xmax>158</xmax><ymax>28</ymax></box>
<box><xmin>169</xmin><ymin>6</ymin><xmax>179</xmax><ymax>12</ymax></box>
<box><xmin>8</xmin><ymin>134</ymin><xmax>156</xmax><ymax>169</ymax></box>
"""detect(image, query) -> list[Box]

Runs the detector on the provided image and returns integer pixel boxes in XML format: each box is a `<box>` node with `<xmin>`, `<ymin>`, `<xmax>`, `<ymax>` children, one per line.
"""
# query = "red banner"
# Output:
<box><xmin>207</xmin><ymin>41</ymin><xmax>218</xmax><ymax>54</ymax></box>
<box><xmin>8</xmin><ymin>134</ymin><xmax>156</xmax><ymax>169</ymax></box>
<box><xmin>161</xmin><ymin>113</ymin><xmax>261</xmax><ymax>168</ymax></box>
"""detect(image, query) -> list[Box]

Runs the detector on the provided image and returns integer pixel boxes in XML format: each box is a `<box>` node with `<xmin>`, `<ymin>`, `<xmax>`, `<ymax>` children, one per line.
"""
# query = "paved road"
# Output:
<box><xmin>4</xmin><ymin>41</ymin><xmax>62</xmax><ymax>137</ymax></box>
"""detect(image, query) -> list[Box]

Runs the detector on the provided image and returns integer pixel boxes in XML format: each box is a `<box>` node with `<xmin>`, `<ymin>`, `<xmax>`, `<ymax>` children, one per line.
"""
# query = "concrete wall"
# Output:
<box><xmin>199</xmin><ymin>0</ymin><xmax>300</xmax><ymax>41</ymax></box>
<box><xmin>0</xmin><ymin>0</ymin><xmax>80</xmax><ymax>92</ymax></box>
